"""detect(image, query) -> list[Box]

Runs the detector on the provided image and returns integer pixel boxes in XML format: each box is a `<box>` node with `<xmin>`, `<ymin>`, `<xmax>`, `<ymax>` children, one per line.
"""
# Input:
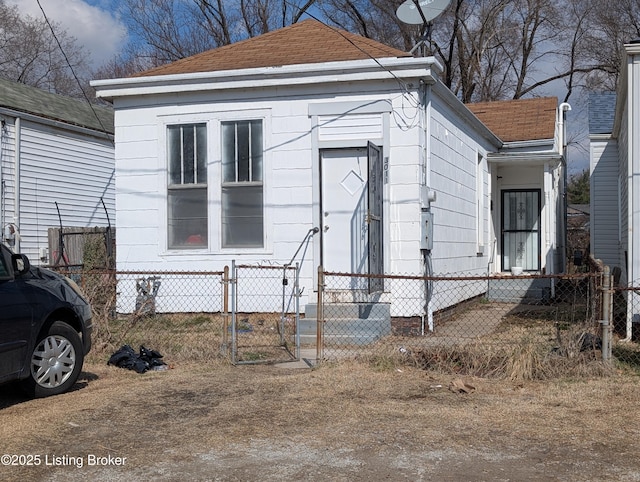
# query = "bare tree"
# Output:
<box><xmin>579</xmin><ymin>0</ymin><xmax>640</xmax><ymax>91</ymax></box>
<box><xmin>103</xmin><ymin>0</ymin><xmax>634</xmax><ymax>102</ymax></box>
<box><xmin>117</xmin><ymin>0</ymin><xmax>318</xmax><ymax>69</ymax></box>
<box><xmin>0</xmin><ymin>0</ymin><xmax>89</xmax><ymax>98</ymax></box>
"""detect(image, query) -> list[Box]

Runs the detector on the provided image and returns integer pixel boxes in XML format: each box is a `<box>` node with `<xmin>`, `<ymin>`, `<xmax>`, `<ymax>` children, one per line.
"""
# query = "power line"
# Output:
<box><xmin>35</xmin><ymin>0</ymin><xmax>114</xmax><ymax>146</ymax></box>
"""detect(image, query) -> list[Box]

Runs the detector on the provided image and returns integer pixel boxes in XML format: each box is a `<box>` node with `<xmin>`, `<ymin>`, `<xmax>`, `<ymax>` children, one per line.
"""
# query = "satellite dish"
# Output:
<box><xmin>396</xmin><ymin>0</ymin><xmax>451</xmax><ymax>25</ymax></box>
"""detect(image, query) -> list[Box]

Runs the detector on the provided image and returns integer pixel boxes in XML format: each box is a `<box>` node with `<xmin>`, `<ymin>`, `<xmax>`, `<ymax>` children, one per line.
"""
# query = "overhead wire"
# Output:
<box><xmin>35</xmin><ymin>0</ymin><xmax>114</xmax><ymax>147</ymax></box>
<box><xmin>289</xmin><ymin>4</ymin><xmax>427</xmax><ymax>129</ymax></box>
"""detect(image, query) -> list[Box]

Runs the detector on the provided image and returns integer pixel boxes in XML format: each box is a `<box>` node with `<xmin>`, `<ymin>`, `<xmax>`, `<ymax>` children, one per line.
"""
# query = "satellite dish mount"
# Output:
<box><xmin>395</xmin><ymin>0</ymin><xmax>452</xmax><ymax>55</ymax></box>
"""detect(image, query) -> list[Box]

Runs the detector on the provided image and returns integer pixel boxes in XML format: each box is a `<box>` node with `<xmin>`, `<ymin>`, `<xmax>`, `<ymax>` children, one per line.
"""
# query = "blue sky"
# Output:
<box><xmin>7</xmin><ymin>0</ymin><xmax>588</xmax><ymax>173</ymax></box>
<box><xmin>7</xmin><ymin>0</ymin><xmax>127</xmax><ymax>68</ymax></box>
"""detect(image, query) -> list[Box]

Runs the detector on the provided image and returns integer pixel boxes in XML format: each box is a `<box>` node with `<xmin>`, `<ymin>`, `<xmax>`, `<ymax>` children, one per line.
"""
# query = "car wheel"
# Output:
<box><xmin>21</xmin><ymin>321</ymin><xmax>84</xmax><ymax>398</ymax></box>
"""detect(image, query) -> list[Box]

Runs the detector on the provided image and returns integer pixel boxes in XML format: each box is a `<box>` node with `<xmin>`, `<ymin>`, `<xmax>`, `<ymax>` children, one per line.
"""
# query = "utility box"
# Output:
<box><xmin>420</xmin><ymin>211</ymin><xmax>434</xmax><ymax>250</ymax></box>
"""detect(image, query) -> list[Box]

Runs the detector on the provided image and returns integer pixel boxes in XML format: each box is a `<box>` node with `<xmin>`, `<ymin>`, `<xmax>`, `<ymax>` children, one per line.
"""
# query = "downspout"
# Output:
<box><xmin>0</xmin><ymin>119</ymin><xmax>5</xmax><ymax>237</ymax></box>
<box><xmin>14</xmin><ymin>117</ymin><xmax>20</xmax><ymax>253</ymax></box>
<box><xmin>625</xmin><ymin>53</ymin><xmax>636</xmax><ymax>342</ymax></box>
<box><xmin>559</xmin><ymin>102</ymin><xmax>571</xmax><ymax>274</ymax></box>
<box><xmin>420</xmin><ymin>79</ymin><xmax>435</xmax><ymax>334</ymax></box>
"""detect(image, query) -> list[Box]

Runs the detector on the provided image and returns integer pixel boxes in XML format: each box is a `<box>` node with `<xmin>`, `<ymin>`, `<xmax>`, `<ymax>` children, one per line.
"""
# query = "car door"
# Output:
<box><xmin>0</xmin><ymin>246</ymin><xmax>33</xmax><ymax>382</ymax></box>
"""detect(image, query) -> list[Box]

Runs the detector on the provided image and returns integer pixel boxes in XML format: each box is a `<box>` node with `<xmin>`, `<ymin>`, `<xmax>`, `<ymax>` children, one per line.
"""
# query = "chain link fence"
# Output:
<box><xmin>72</xmin><ymin>264</ymin><xmax>300</xmax><ymax>366</ymax></box>
<box><xmin>58</xmin><ymin>262</ymin><xmax>640</xmax><ymax>375</ymax></box>
<box><xmin>315</xmin><ymin>270</ymin><xmax>615</xmax><ymax>379</ymax></box>
<box><xmin>230</xmin><ymin>263</ymin><xmax>299</xmax><ymax>365</ymax></box>
<box><xmin>79</xmin><ymin>270</ymin><xmax>227</xmax><ymax>364</ymax></box>
<box><xmin>612</xmin><ymin>280</ymin><xmax>640</xmax><ymax>367</ymax></box>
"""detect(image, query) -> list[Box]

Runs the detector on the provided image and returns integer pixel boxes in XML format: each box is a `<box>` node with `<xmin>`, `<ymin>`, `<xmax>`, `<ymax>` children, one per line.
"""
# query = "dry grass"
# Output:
<box><xmin>2</xmin><ymin>358</ymin><xmax>640</xmax><ymax>481</ymax></box>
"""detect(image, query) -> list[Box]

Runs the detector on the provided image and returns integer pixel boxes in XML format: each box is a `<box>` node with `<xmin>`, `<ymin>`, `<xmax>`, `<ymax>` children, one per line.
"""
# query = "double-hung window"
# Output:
<box><xmin>167</xmin><ymin>123</ymin><xmax>208</xmax><ymax>249</ymax></box>
<box><xmin>221</xmin><ymin>120</ymin><xmax>264</xmax><ymax>248</ymax></box>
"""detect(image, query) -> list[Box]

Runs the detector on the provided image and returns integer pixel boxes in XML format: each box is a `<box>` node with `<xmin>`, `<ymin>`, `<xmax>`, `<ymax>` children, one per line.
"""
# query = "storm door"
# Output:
<box><xmin>501</xmin><ymin>190</ymin><xmax>541</xmax><ymax>271</ymax></box>
<box><xmin>367</xmin><ymin>142</ymin><xmax>384</xmax><ymax>293</ymax></box>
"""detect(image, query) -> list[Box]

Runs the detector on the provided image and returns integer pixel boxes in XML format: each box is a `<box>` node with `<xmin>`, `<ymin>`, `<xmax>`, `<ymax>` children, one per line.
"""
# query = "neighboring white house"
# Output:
<box><xmin>0</xmin><ymin>78</ymin><xmax>115</xmax><ymax>266</ymax></box>
<box><xmin>589</xmin><ymin>40</ymin><xmax>640</xmax><ymax>341</ymax></box>
<box><xmin>92</xmin><ymin>20</ymin><xmax>568</xmax><ymax>315</ymax></box>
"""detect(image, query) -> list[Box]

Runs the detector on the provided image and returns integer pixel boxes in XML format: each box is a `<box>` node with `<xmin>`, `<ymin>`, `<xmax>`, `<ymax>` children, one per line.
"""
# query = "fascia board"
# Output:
<box><xmin>501</xmin><ymin>139</ymin><xmax>555</xmax><ymax>150</ymax></box>
<box><xmin>92</xmin><ymin>57</ymin><xmax>443</xmax><ymax>99</ymax></box>
<box><xmin>486</xmin><ymin>151</ymin><xmax>561</xmax><ymax>163</ymax></box>
<box><xmin>0</xmin><ymin>106</ymin><xmax>114</xmax><ymax>141</ymax></box>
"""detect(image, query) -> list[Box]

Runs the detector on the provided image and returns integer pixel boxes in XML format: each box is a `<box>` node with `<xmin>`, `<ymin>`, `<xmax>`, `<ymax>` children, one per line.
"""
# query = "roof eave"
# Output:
<box><xmin>486</xmin><ymin>151</ymin><xmax>562</xmax><ymax>164</ymax></box>
<box><xmin>501</xmin><ymin>138</ymin><xmax>555</xmax><ymax>149</ymax></box>
<box><xmin>613</xmin><ymin>42</ymin><xmax>640</xmax><ymax>136</ymax></box>
<box><xmin>0</xmin><ymin>105</ymin><xmax>114</xmax><ymax>140</ymax></box>
<box><xmin>92</xmin><ymin>57</ymin><xmax>444</xmax><ymax>100</ymax></box>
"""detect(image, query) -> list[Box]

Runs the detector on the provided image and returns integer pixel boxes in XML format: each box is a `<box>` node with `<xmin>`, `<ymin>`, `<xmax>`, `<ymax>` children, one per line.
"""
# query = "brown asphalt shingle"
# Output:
<box><xmin>467</xmin><ymin>97</ymin><xmax>557</xmax><ymax>143</ymax></box>
<box><xmin>131</xmin><ymin>20</ymin><xmax>557</xmax><ymax>145</ymax></box>
<box><xmin>133</xmin><ymin>19</ymin><xmax>411</xmax><ymax>78</ymax></box>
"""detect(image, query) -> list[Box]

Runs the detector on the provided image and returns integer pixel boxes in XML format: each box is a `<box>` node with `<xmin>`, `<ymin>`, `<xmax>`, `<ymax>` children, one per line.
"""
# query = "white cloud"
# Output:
<box><xmin>6</xmin><ymin>0</ymin><xmax>127</xmax><ymax>68</ymax></box>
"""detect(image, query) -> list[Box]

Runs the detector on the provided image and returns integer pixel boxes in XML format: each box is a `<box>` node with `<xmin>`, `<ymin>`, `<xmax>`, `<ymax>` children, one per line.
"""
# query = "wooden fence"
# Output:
<box><xmin>47</xmin><ymin>226</ymin><xmax>115</xmax><ymax>269</ymax></box>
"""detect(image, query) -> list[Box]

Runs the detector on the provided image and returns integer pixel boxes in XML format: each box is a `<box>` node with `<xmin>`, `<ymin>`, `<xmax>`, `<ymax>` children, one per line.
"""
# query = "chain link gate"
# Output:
<box><xmin>230</xmin><ymin>261</ymin><xmax>300</xmax><ymax>364</ymax></box>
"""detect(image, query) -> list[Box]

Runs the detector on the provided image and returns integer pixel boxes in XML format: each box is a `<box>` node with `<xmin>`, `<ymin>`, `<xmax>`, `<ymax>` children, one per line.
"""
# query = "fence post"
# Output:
<box><xmin>231</xmin><ymin>260</ymin><xmax>237</xmax><ymax>364</ymax></box>
<box><xmin>316</xmin><ymin>265</ymin><xmax>324</xmax><ymax>363</ymax></box>
<box><xmin>600</xmin><ymin>265</ymin><xmax>613</xmax><ymax>361</ymax></box>
<box><xmin>221</xmin><ymin>265</ymin><xmax>230</xmax><ymax>357</ymax></box>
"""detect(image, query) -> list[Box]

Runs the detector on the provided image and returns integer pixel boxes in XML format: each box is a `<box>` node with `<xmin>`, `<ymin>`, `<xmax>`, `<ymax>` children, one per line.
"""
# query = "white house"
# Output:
<box><xmin>589</xmin><ymin>40</ymin><xmax>640</xmax><ymax>341</ymax></box>
<box><xmin>0</xmin><ymin>78</ymin><xmax>115</xmax><ymax>265</ymax></box>
<box><xmin>92</xmin><ymin>20</ymin><xmax>568</xmax><ymax>316</ymax></box>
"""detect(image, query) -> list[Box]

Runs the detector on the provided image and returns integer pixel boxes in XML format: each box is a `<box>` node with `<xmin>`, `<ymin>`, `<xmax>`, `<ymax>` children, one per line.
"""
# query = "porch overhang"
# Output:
<box><xmin>485</xmin><ymin>151</ymin><xmax>562</xmax><ymax>166</ymax></box>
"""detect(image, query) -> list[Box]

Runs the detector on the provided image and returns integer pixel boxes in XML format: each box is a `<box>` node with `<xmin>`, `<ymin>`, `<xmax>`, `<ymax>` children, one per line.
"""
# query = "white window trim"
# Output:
<box><xmin>157</xmin><ymin>110</ymin><xmax>272</xmax><ymax>256</ymax></box>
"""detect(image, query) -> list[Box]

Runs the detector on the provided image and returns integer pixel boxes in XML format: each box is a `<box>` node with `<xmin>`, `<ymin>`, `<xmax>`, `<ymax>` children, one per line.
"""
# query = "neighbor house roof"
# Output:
<box><xmin>588</xmin><ymin>92</ymin><xmax>616</xmax><ymax>135</ymax></box>
<box><xmin>133</xmin><ymin>19</ymin><xmax>412</xmax><ymax>78</ymax></box>
<box><xmin>467</xmin><ymin>97</ymin><xmax>557</xmax><ymax>143</ymax></box>
<box><xmin>0</xmin><ymin>77</ymin><xmax>113</xmax><ymax>134</ymax></box>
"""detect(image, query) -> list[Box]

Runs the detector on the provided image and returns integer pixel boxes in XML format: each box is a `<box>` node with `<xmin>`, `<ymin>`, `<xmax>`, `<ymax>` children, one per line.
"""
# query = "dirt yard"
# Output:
<box><xmin>1</xmin><ymin>359</ymin><xmax>640</xmax><ymax>481</ymax></box>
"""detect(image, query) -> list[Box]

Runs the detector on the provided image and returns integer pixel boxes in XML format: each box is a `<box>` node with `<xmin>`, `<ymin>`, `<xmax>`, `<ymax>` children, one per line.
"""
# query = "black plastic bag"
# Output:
<box><xmin>108</xmin><ymin>344</ymin><xmax>166</xmax><ymax>373</ymax></box>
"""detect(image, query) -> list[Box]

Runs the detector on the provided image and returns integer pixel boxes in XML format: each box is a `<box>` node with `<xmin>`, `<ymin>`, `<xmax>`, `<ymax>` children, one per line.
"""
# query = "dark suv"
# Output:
<box><xmin>0</xmin><ymin>244</ymin><xmax>92</xmax><ymax>397</ymax></box>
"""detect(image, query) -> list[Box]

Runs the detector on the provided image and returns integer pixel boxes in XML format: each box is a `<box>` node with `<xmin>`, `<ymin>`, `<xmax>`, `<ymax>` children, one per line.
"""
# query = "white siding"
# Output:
<box><xmin>15</xmin><ymin>119</ymin><xmax>114</xmax><ymax>264</ymax></box>
<box><xmin>110</xmin><ymin>76</ymin><xmax>549</xmax><ymax>315</ymax></box>
<box><xmin>590</xmin><ymin>138</ymin><xmax>621</xmax><ymax>269</ymax></box>
<box><xmin>427</xmin><ymin>93</ymin><xmax>495</xmax><ymax>278</ymax></box>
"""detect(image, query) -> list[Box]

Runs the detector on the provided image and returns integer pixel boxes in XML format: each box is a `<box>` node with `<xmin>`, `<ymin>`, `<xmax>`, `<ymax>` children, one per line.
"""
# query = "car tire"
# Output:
<box><xmin>21</xmin><ymin>321</ymin><xmax>84</xmax><ymax>398</ymax></box>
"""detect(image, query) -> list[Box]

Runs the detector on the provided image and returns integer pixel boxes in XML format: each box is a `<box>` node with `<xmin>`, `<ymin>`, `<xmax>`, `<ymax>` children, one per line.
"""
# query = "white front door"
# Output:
<box><xmin>321</xmin><ymin>148</ymin><xmax>369</xmax><ymax>285</ymax></box>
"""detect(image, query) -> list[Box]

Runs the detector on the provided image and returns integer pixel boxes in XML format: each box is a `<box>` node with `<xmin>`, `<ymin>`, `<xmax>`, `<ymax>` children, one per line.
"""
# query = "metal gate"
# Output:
<box><xmin>230</xmin><ymin>262</ymin><xmax>300</xmax><ymax>364</ymax></box>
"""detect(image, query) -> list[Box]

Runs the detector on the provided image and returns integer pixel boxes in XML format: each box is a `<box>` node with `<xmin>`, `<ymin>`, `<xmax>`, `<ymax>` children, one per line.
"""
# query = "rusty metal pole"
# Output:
<box><xmin>316</xmin><ymin>265</ymin><xmax>324</xmax><ymax>363</ymax></box>
<box><xmin>221</xmin><ymin>265</ymin><xmax>229</xmax><ymax>357</ymax></box>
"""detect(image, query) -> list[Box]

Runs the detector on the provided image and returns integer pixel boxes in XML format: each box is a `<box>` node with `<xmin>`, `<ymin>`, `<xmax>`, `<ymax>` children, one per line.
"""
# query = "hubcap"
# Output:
<box><xmin>31</xmin><ymin>335</ymin><xmax>76</xmax><ymax>388</ymax></box>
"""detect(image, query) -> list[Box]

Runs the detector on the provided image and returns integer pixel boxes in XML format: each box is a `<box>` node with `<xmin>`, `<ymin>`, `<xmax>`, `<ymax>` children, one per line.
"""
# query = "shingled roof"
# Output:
<box><xmin>0</xmin><ymin>77</ymin><xmax>113</xmax><ymax>134</ymax></box>
<box><xmin>133</xmin><ymin>19</ymin><xmax>412</xmax><ymax>78</ymax></box>
<box><xmin>467</xmin><ymin>97</ymin><xmax>557</xmax><ymax>143</ymax></box>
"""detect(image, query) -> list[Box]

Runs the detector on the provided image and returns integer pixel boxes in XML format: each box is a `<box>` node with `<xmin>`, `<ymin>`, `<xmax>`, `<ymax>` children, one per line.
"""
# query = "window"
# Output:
<box><xmin>221</xmin><ymin>120</ymin><xmax>263</xmax><ymax>248</ymax></box>
<box><xmin>476</xmin><ymin>153</ymin><xmax>485</xmax><ymax>252</ymax></box>
<box><xmin>167</xmin><ymin>123</ymin><xmax>207</xmax><ymax>249</ymax></box>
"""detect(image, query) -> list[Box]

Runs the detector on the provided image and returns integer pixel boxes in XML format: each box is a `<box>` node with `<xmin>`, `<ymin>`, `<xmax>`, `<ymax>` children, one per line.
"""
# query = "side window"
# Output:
<box><xmin>167</xmin><ymin>123</ymin><xmax>208</xmax><ymax>249</ymax></box>
<box><xmin>221</xmin><ymin>120</ymin><xmax>264</xmax><ymax>248</ymax></box>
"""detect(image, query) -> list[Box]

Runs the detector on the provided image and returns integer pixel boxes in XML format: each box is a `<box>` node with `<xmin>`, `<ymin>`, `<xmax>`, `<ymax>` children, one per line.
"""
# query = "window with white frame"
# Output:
<box><xmin>167</xmin><ymin>123</ymin><xmax>208</xmax><ymax>249</ymax></box>
<box><xmin>476</xmin><ymin>153</ymin><xmax>486</xmax><ymax>253</ymax></box>
<box><xmin>221</xmin><ymin>120</ymin><xmax>264</xmax><ymax>248</ymax></box>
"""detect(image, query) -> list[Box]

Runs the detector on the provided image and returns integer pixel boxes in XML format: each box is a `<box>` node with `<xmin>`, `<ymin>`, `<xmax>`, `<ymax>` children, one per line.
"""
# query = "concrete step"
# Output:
<box><xmin>299</xmin><ymin>302</ymin><xmax>392</xmax><ymax>346</ymax></box>
<box><xmin>305</xmin><ymin>302</ymin><xmax>390</xmax><ymax>319</ymax></box>
<box><xmin>487</xmin><ymin>278</ymin><xmax>552</xmax><ymax>302</ymax></box>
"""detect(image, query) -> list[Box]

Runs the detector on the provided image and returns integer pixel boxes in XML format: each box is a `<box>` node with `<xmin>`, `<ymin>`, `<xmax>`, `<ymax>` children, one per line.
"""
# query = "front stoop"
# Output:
<box><xmin>300</xmin><ymin>302</ymin><xmax>391</xmax><ymax>346</ymax></box>
<box><xmin>487</xmin><ymin>277</ymin><xmax>552</xmax><ymax>303</ymax></box>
